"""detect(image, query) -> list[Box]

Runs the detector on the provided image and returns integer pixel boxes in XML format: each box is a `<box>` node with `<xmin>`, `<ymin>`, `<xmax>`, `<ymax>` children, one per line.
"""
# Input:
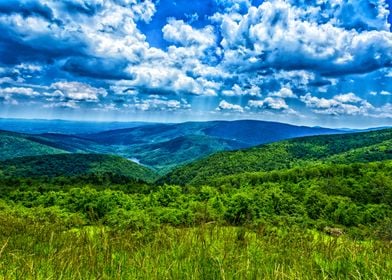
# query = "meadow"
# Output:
<box><xmin>1</xmin><ymin>221</ymin><xmax>391</xmax><ymax>279</ymax></box>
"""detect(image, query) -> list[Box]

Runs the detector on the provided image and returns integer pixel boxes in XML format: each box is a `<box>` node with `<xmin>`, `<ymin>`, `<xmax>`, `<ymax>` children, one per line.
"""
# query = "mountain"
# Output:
<box><xmin>160</xmin><ymin>128</ymin><xmax>392</xmax><ymax>186</ymax></box>
<box><xmin>83</xmin><ymin>120</ymin><xmax>342</xmax><ymax>171</ymax></box>
<box><xmin>0</xmin><ymin>130</ymin><xmax>68</xmax><ymax>160</ymax></box>
<box><xmin>0</xmin><ymin>118</ymin><xmax>153</xmax><ymax>134</ymax></box>
<box><xmin>125</xmin><ymin>135</ymin><xmax>249</xmax><ymax>173</ymax></box>
<box><xmin>85</xmin><ymin>120</ymin><xmax>340</xmax><ymax>146</ymax></box>
<box><xmin>26</xmin><ymin>133</ymin><xmax>113</xmax><ymax>154</ymax></box>
<box><xmin>0</xmin><ymin>153</ymin><xmax>158</xmax><ymax>183</ymax></box>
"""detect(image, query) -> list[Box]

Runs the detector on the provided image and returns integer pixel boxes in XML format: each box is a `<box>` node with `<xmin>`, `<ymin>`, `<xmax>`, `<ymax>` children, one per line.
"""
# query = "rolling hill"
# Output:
<box><xmin>0</xmin><ymin>154</ymin><xmax>158</xmax><ymax>183</ymax></box>
<box><xmin>82</xmin><ymin>120</ymin><xmax>342</xmax><ymax>171</ymax></box>
<box><xmin>123</xmin><ymin>135</ymin><xmax>249</xmax><ymax>173</ymax></box>
<box><xmin>0</xmin><ymin>120</ymin><xmax>342</xmax><ymax>172</ymax></box>
<box><xmin>0</xmin><ymin>130</ymin><xmax>68</xmax><ymax>160</ymax></box>
<box><xmin>84</xmin><ymin>120</ymin><xmax>340</xmax><ymax>146</ymax></box>
<box><xmin>160</xmin><ymin>128</ymin><xmax>392</xmax><ymax>186</ymax></box>
<box><xmin>0</xmin><ymin>118</ymin><xmax>152</xmax><ymax>134</ymax></box>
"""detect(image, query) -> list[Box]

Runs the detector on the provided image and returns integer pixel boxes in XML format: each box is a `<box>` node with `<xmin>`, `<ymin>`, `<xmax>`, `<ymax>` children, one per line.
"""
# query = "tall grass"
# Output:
<box><xmin>0</xmin><ymin>219</ymin><xmax>391</xmax><ymax>280</ymax></box>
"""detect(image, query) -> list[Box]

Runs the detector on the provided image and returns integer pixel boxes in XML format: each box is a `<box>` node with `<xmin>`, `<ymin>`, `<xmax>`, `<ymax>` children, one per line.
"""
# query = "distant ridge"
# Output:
<box><xmin>160</xmin><ymin>128</ymin><xmax>392</xmax><ymax>186</ymax></box>
<box><xmin>0</xmin><ymin>153</ymin><xmax>158</xmax><ymax>183</ymax></box>
<box><xmin>0</xmin><ymin>119</ymin><xmax>345</xmax><ymax>172</ymax></box>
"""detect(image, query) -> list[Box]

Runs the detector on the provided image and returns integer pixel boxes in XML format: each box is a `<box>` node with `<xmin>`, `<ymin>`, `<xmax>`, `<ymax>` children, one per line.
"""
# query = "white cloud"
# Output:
<box><xmin>217</xmin><ymin>0</ymin><xmax>392</xmax><ymax>75</ymax></box>
<box><xmin>248</xmin><ymin>97</ymin><xmax>289</xmax><ymax>110</ymax></box>
<box><xmin>368</xmin><ymin>90</ymin><xmax>391</xmax><ymax>96</ymax></box>
<box><xmin>222</xmin><ymin>84</ymin><xmax>261</xmax><ymax>96</ymax></box>
<box><xmin>124</xmin><ymin>64</ymin><xmax>219</xmax><ymax>96</ymax></box>
<box><xmin>300</xmin><ymin>92</ymin><xmax>374</xmax><ymax>116</ymax></box>
<box><xmin>126</xmin><ymin>96</ymin><xmax>191</xmax><ymax>112</ymax></box>
<box><xmin>216</xmin><ymin>100</ymin><xmax>244</xmax><ymax>112</ymax></box>
<box><xmin>43</xmin><ymin>100</ymin><xmax>79</xmax><ymax>109</ymax></box>
<box><xmin>380</xmin><ymin>90</ymin><xmax>391</xmax><ymax>96</ymax></box>
<box><xmin>0</xmin><ymin>87</ymin><xmax>40</xmax><ymax>96</ymax></box>
<box><xmin>334</xmin><ymin>92</ymin><xmax>363</xmax><ymax>103</ymax></box>
<box><xmin>268</xmin><ymin>87</ymin><xmax>297</xmax><ymax>99</ymax></box>
<box><xmin>163</xmin><ymin>19</ymin><xmax>216</xmax><ymax>48</ymax></box>
<box><xmin>373</xmin><ymin>103</ymin><xmax>392</xmax><ymax>118</ymax></box>
<box><xmin>50</xmin><ymin>82</ymin><xmax>107</xmax><ymax>102</ymax></box>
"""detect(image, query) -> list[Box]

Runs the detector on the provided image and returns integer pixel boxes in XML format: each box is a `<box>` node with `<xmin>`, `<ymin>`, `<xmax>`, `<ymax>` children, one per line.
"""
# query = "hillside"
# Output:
<box><xmin>161</xmin><ymin>128</ymin><xmax>392</xmax><ymax>186</ymax></box>
<box><xmin>0</xmin><ymin>153</ymin><xmax>158</xmax><ymax>183</ymax></box>
<box><xmin>0</xmin><ymin>131</ymin><xmax>68</xmax><ymax>160</ymax></box>
<box><xmin>124</xmin><ymin>135</ymin><xmax>248</xmax><ymax>173</ymax></box>
<box><xmin>0</xmin><ymin>118</ymin><xmax>152</xmax><ymax>134</ymax></box>
<box><xmin>85</xmin><ymin>120</ymin><xmax>340</xmax><ymax>146</ymax></box>
<box><xmin>27</xmin><ymin>133</ymin><xmax>113</xmax><ymax>154</ymax></box>
<box><xmin>1</xmin><ymin>120</ymin><xmax>342</xmax><ymax>172</ymax></box>
<box><xmin>82</xmin><ymin>120</ymin><xmax>341</xmax><ymax>171</ymax></box>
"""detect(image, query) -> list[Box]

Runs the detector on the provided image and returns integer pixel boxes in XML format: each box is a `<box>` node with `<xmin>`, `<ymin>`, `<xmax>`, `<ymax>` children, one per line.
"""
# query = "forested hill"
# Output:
<box><xmin>0</xmin><ymin>154</ymin><xmax>159</xmax><ymax>183</ymax></box>
<box><xmin>0</xmin><ymin>130</ymin><xmax>68</xmax><ymax>160</ymax></box>
<box><xmin>84</xmin><ymin>120</ymin><xmax>340</xmax><ymax>146</ymax></box>
<box><xmin>161</xmin><ymin>128</ymin><xmax>392</xmax><ymax>186</ymax></box>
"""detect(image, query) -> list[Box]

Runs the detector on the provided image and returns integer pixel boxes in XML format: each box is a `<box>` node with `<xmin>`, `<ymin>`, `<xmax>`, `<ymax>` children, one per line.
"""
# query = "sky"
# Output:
<box><xmin>0</xmin><ymin>0</ymin><xmax>392</xmax><ymax>128</ymax></box>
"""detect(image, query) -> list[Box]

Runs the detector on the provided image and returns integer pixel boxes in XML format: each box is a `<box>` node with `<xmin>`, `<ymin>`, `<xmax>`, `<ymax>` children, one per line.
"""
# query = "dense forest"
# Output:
<box><xmin>162</xmin><ymin>128</ymin><xmax>392</xmax><ymax>185</ymax></box>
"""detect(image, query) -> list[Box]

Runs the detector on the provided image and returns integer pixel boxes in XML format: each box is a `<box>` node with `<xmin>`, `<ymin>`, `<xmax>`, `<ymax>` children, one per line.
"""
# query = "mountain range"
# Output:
<box><xmin>0</xmin><ymin>119</ymin><xmax>391</xmax><ymax>186</ymax></box>
<box><xmin>0</xmin><ymin>119</ymin><xmax>342</xmax><ymax>173</ymax></box>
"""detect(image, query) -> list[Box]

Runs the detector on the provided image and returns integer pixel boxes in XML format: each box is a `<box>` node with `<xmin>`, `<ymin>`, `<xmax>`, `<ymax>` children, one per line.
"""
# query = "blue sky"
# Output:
<box><xmin>0</xmin><ymin>0</ymin><xmax>392</xmax><ymax>128</ymax></box>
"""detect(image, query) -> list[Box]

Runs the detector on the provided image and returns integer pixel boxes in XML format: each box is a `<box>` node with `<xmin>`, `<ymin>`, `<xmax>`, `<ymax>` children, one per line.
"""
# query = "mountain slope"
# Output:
<box><xmin>0</xmin><ymin>131</ymin><xmax>68</xmax><ymax>160</ymax></box>
<box><xmin>82</xmin><ymin>120</ymin><xmax>342</xmax><ymax>172</ymax></box>
<box><xmin>0</xmin><ymin>154</ymin><xmax>158</xmax><ymax>183</ymax></box>
<box><xmin>160</xmin><ymin>128</ymin><xmax>392</xmax><ymax>186</ymax></box>
<box><xmin>85</xmin><ymin>120</ymin><xmax>340</xmax><ymax>146</ymax></box>
<box><xmin>202</xmin><ymin>120</ymin><xmax>341</xmax><ymax>146</ymax></box>
<box><xmin>124</xmin><ymin>135</ymin><xmax>249</xmax><ymax>173</ymax></box>
<box><xmin>27</xmin><ymin>133</ymin><xmax>113</xmax><ymax>154</ymax></box>
<box><xmin>0</xmin><ymin>118</ymin><xmax>152</xmax><ymax>134</ymax></box>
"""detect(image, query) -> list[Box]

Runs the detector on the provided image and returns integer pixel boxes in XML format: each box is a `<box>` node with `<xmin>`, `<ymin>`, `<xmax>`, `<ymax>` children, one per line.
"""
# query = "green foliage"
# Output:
<box><xmin>0</xmin><ymin>153</ymin><xmax>159</xmax><ymax>183</ymax></box>
<box><xmin>0</xmin><ymin>127</ymin><xmax>391</xmax><ymax>278</ymax></box>
<box><xmin>162</xmin><ymin>128</ymin><xmax>392</xmax><ymax>186</ymax></box>
<box><xmin>0</xmin><ymin>222</ymin><xmax>391</xmax><ymax>279</ymax></box>
<box><xmin>0</xmin><ymin>131</ymin><xmax>68</xmax><ymax>160</ymax></box>
<box><xmin>123</xmin><ymin>135</ymin><xmax>247</xmax><ymax>173</ymax></box>
<box><xmin>1</xmin><ymin>161</ymin><xmax>390</xmax><ymax>232</ymax></box>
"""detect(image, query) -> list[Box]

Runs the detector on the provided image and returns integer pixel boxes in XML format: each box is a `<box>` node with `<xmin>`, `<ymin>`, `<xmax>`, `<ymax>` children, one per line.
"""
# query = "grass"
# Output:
<box><xmin>0</xmin><ymin>220</ymin><xmax>391</xmax><ymax>280</ymax></box>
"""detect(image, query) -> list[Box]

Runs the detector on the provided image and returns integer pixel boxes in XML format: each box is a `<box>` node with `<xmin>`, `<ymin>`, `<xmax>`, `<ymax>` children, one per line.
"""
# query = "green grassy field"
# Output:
<box><xmin>1</xmin><ymin>222</ymin><xmax>391</xmax><ymax>280</ymax></box>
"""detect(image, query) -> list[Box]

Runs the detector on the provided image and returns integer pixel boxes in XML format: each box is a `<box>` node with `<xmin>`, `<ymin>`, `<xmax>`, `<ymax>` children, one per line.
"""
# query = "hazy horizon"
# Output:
<box><xmin>1</xmin><ymin>116</ymin><xmax>392</xmax><ymax>130</ymax></box>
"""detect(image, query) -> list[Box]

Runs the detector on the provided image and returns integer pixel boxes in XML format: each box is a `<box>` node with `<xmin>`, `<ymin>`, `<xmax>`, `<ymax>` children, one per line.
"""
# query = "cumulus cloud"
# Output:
<box><xmin>248</xmin><ymin>97</ymin><xmax>289</xmax><ymax>110</ymax></box>
<box><xmin>0</xmin><ymin>0</ymin><xmax>391</xmax><ymax>125</ymax></box>
<box><xmin>216</xmin><ymin>100</ymin><xmax>244</xmax><ymax>112</ymax></box>
<box><xmin>43</xmin><ymin>100</ymin><xmax>79</xmax><ymax>109</ymax></box>
<box><xmin>222</xmin><ymin>84</ymin><xmax>261</xmax><ymax>96</ymax></box>
<box><xmin>127</xmin><ymin>96</ymin><xmax>191</xmax><ymax>112</ymax></box>
<box><xmin>334</xmin><ymin>93</ymin><xmax>363</xmax><ymax>103</ymax></box>
<box><xmin>163</xmin><ymin>19</ymin><xmax>216</xmax><ymax>48</ymax></box>
<box><xmin>217</xmin><ymin>0</ymin><xmax>392</xmax><ymax>76</ymax></box>
<box><xmin>268</xmin><ymin>87</ymin><xmax>297</xmax><ymax>98</ymax></box>
<box><xmin>300</xmin><ymin>92</ymin><xmax>374</xmax><ymax>116</ymax></box>
<box><xmin>0</xmin><ymin>86</ymin><xmax>42</xmax><ymax>104</ymax></box>
<box><xmin>50</xmin><ymin>82</ymin><xmax>107</xmax><ymax>102</ymax></box>
<box><xmin>0</xmin><ymin>87</ymin><xmax>40</xmax><ymax>96</ymax></box>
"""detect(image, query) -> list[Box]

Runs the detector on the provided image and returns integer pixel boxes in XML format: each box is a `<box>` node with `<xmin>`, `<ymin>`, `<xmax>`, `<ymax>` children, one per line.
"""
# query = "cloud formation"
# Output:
<box><xmin>0</xmin><ymin>0</ymin><xmax>391</xmax><ymax>126</ymax></box>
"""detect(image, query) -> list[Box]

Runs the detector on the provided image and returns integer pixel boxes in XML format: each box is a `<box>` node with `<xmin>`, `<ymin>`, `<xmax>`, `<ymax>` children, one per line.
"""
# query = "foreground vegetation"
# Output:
<box><xmin>1</xmin><ymin>221</ymin><xmax>391</xmax><ymax>279</ymax></box>
<box><xmin>0</xmin><ymin>160</ymin><xmax>391</xmax><ymax>278</ymax></box>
